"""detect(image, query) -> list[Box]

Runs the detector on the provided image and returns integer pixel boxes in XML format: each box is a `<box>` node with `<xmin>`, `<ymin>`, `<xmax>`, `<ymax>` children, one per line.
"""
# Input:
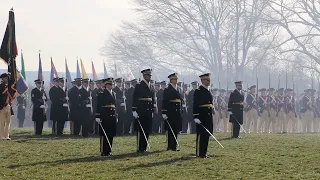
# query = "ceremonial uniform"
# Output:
<box><xmin>92</xmin><ymin>86</ymin><xmax>101</xmax><ymax>135</ymax></box>
<box><xmin>300</xmin><ymin>90</ymin><xmax>313</xmax><ymax>133</ymax></box>
<box><xmin>49</xmin><ymin>85</ymin><xmax>58</xmax><ymax>134</ymax></box>
<box><xmin>245</xmin><ymin>87</ymin><xmax>259</xmax><ymax>133</ymax></box>
<box><xmin>217</xmin><ymin>90</ymin><xmax>228</xmax><ymax>132</ymax></box>
<box><xmin>212</xmin><ymin>89</ymin><xmax>219</xmax><ymax>132</ymax></box>
<box><xmin>113</xmin><ymin>81</ymin><xmax>125</xmax><ymax>135</ymax></box>
<box><xmin>16</xmin><ymin>95</ymin><xmax>27</xmax><ymax>128</ymax></box>
<box><xmin>276</xmin><ymin>90</ymin><xmax>286</xmax><ymax>133</ymax></box>
<box><xmin>0</xmin><ymin>79</ymin><xmax>11</xmax><ymax>140</ymax></box>
<box><xmin>314</xmin><ymin>95</ymin><xmax>320</xmax><ymax>133</ymax></box>
<box><xmin>96</xmin><ymin>79</ymin><xmax>117</xmax><ymax>156</ymax></box>
<box><xmin>258</xmin><ymin>89</ymin><xmax>269</xmax><ymax>133</ymax></box>
<box><xmin>194</xmin><ymin>84</ymin><xmax>214</xmax><ymax>158</ymax></box>
<box><xmin>162</xmin><ymin>79</ymin><xmax>182</xmax><ymax>151</ymax></box>
<box><xmin>228</xmin><ymin>83</ymin><xmax>244</xmax><ymax>138</ymax></box>
<box><xmin>126</xmin><ymin>80</ymin><xmax>137</xmax><ymax>135</ymax></box>
<box><xmin>266</xmin><ymin>89</ymin><xmax>277</xmax><ymax>133</ymax></box>
<box><xmin>31</xmin><ymin>83</ymin><xmax>47</xmax><ymax>135</ymax></box>
<box><xmin>181</xmin><ymin>86</ymin><xmax>188</xmax><ymax>133</ymax></box>
<box><xmin>187</xmin><ymin>84</ymin><xmax>197</xmax><ymax>134</ymax></box>
<box><xmin>132</xmin><ymin>69</ymin><xmax>155</xmax><ymax>153</ymax></box>
<box><xmin>284</xmin><ymin>90</ymin><xmax>297</xmax><ymax>133</ymax></box>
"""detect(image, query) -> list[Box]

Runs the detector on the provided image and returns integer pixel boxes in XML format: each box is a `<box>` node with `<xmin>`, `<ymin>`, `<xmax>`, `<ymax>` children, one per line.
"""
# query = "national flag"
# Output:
<box><xmin>80</xmin><ymin>59</ymin><xmax>88</xmax><ymax>79</ymax></box>
<box><xmin>50</xmin><ymin>57</ymin><xmax>58</xmax><ymax>88</ymax></box>
<box><xmin>103</xmin><ymin>62</ymin><xmax>108</xmax><ymax>78</ymax></box>
<box><xmin>65</xmin><ymin>58</ymin><xmax>72</xmax><ymax>89</ymax></box>
<box><xmin>0</xmin><ymin>9</ymin><xmax>18</xmax><ymax>102</ymax></box>
<box><xmin>91</xmin><ymin>61</ymin><xmax>98</xmax><ymax>81</ymax></box>
<box><xmin>76</xmin><ymin>58</ymin><xmax>81</xmax><ymax>78</ymax></box>
<box><xmin>38</xmin><ymin>52</ymin><xmax>43</xmax><ymax>81</ymax></box>
<box><xmin>17</xmin><ymin>50</ymin><xmax>28</xmax><ymax>95</ymax></box>
<box><xmin>20</xmin><ymin>50</ymin><xmax>26</xmax><ymax>80</ymax></box>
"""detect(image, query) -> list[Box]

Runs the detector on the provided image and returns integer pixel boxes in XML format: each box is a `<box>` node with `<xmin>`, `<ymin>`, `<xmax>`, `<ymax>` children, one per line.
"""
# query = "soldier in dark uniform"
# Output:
<box><xmin>127</xmin><ymin>79</ymin><xmax>137</xmax><ymax>135</ymax></box>
<box><xmin>159</xmin><ymin>81</ymin><xmax>167</xmax><ymax>134</ymax></box>
<box><xmin>228</xmin><ymin>81</ymin><xmax>244</xmax><ymax>138</ymax></box>
<box><xmin>123</xmin><ymin>81</ymin><xmax>132</xmax><ymax>135</ymax></box>
<box><xmin>181</xmin><ymin>84</ymin><xmax>189</xmax><ymax>133</ymax></box>
<box><xmin>152</xmin><ymin>82</ymin><xmax>161</xmax><ymax>134</ymax></box>
<box><xmin>132</xmin><ymin>69</ymin><xmax>155</xmax><ymax>153</ymax></box>
<box><xmin>162</xmin><ymin>73</ymin><xmax>182</xmax><ymax>151</ymax></box>
<box><xmin>193</xmin><ymin>73</ymin><xmax>214</xmax><ymax>158</ymax></box>
<box><xmin>95</xmin><ymin>78</ymin><xmax>117</xmax><ymax>156</ymax></box>
<box><xmin>81</xmin><ymin>78</ymin><xmax>93</xmax><ymax>137</ymax></box>
<box><xmin>31</xmin><ymin>79</ymin><xmax>47</xmax><ymax>136</ymax></box>
<box><xmin>49</xmin><ymin>77</ymin><xmax>59</xmax><ymax>134</ymax></box>
<box><xmin>16</xmin><ymin>94</ymin><xmax>27</xmax><ymax>128</ymax></box>
<box><xmin>93</xmin><ymin>80</ymin><xmax>103</xmax><ymax>135</ymax></box>
<box><xmin>89</xmin><ymin>80</ymin><xmax>97</xmax><ymax>134</ymax></box>
<box><xmin>187</xmin><ymin>81</ymin><xmax>198</xmax><ymax>134</ymax></box>
<box><xmin>113</xmin><ymin>78</ymin><xmax>126</xmax><ymax>135</ymax></box>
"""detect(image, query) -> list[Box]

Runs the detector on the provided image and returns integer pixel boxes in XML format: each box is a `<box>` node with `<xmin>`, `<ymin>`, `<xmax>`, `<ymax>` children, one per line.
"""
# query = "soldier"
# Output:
<box><xmin>16</xmin><ymin>94</ymin><xmax>27</xmax><ymax>128</ymax></box>
<box><xmin>132</xmin><ymin>69</ymin><xmax>155</xmax><ymax>153</ymax></box>
<box><xmin>300</xmin><ymin>89</ymin><xmax>314</xmax><ymax>133</ymax></box>
<box><xmin>113</xmin><ymin>78</ymin><xmax>126</xmax><ymax>135</ymax></box>
<box><xmin>276</xmin><ymin>88</ymin><xmax>286</xmax><ymax>133</ymax></box>
<box><xmin>212</xmin><ymin>88</ymin><xmax>220</xmax><ymax>132</ymax></box>
<box><xmin>258</xmin><ymin>88</ymin><xmax>268</xmax><ymax>133</ymax></box>
<box><xmin>162</xmin><ymin>73</ymin><xmax>182</xmax><ymax>151</ymax></box>
<box><xmin>89</xmin><ymin>80</ymin><xmax>97</xmax><ymax>134</ymax></box>
<box><xmin>95</xmin><ymin>78</ymin><xmax>117</xmax><ymax>156</ymax></box>
<box><xmin>285</xmin><ymin>89</ymin><xmax>297</xmax><ymax>133</ymax></box>
<box><xmin>266</xmin><ymin>88</ymin><xmax>277</xmax><ymax>133</ymax></box>
<box><xmin>49</xmin><ymin>77</ymin><xmax>59</xmax><ymax>134</ymax></box>
<box><xmin>245</xmin><ymin>85</ymin><xmax>259</xmax><ymax>133</ymax></box>
<box><xmin>193</xmin><ymin>73</ymin><xmax>214</xmax><ymax>158</ymax></box>
<box><xmin>93</xmin><ymin>80</ymin><xmax>103</xmax><ymax>135</ymax></box>
<box><xmin>159</xmin><ymin>81</ymin><xmax>167</xmax><ymax>134</ymax></box>
<box><xmin>0</xmin><ymin>73</ymin><xmax>12</xmax><ymax>140</ymax></box>
<box><xmin>152</xmin><ymin>82</ymin><xmax>161</xmax><ymax>134</ymax></box>
<box><xmin>181</xmin><ymin>84</ymin><xmax>189</xmax><ymax>133</ymax></box>
<box><xmin>31</xmin><ymin>79</ymin><xmax>47</xmax><ymax>136</ymax></box>
<box><xmin>314</xmin><ymin>91</ymin><xmax>320</xmax><ymax>133</ymax></box>
<box><xmin>228</xmin><ymin>81</ymin><xmax>244</xmax><ymax>138</ymax></box>
<box><xmin>127</xmin><ymin>79</ymin><xmax>137</xmax><ymax>135</ymax></box>
<box><xmin>187</xmin><ymin>81</ymin><xmax>198</xmax><ymax>134</ymax></box>
<box><xmin>217</xmin><ymin>89</ymin><xmax>228</xmax><ymax>132</ymax></box>
<box><xmin>82</xmin><ymin>78</ymin><xmax>93</xmax><ymax>137</ymax></box>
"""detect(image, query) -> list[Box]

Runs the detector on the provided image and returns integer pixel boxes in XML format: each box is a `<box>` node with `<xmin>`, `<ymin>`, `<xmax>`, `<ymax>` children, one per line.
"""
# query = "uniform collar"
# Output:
<box><xmin>201</xmin><ymin>85</ymin><xmax>210</xmax><ymax>91</ymax></box>
<box><xmin>77</xmin><ymin>85</ymin><xmax>82</xmax><ymax>90</ymax></box>
<box><xmin>142</xmin><ymin>79</ymin><xmax>150</xmax><ymax>88</ymax></box>
<box><xmin>170</xmin><ymin>83</ymin><xmax>177</xmax><ymax>91</ymax></box>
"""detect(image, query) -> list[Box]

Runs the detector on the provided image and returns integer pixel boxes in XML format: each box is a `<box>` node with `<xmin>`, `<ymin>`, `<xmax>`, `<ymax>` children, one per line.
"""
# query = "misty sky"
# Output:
<box><xmin>0</xmin><ymin>0</ymin><xmax>135</xmax><ymax>75</ymax></box>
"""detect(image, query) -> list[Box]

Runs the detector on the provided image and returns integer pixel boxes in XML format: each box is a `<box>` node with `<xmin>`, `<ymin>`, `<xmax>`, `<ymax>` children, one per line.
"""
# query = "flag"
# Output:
<box><xmin>17</xmin><ymin>50</ymin><xmax>28</xmax><ymax>95</ymax></box>
<box><xmin>126</xmin><ymin>67</ymin><xmax>135</xmax><ymax>81</ymax></box>
<box><xmin>50</xmin><ymin>57</ymin><xmax>58</xmax><ymax>88</ymax></box>
<box><xmin>103</xmin><ymin>62</ymin><xmax>108</xmax><ymax>78</ymax></box>
<box><xmin>65</xmin><ymin>58</ymin><xmax>72</xmax><ymax>89</ymax></box>
<box><xmin>21</xmin><ymin>50</ymin><xmax>26</xmax><ymax>80</ymax></box>
<box><xmin>76</xmin><ymin>58</ymin><xmax>81</xmax><ymax>78</ymax></box>
<box><xmin>80</xmin><ymin>59</ymin><xmax>88</xmax><ymax>79</ymax></box>
<box><xmin>0</xmin><ymin>9</ymin><xmax>18</xmax><ymax>102</ymax></box>
<box><xmin>38</xmin><ymin>52</ymin><xmax>43</xmax><ymax>81</ymax></box>
<box><xmin>91</xmin><ymin>61</ymin><xmax>98</xmax><ymax>81</ymax></box>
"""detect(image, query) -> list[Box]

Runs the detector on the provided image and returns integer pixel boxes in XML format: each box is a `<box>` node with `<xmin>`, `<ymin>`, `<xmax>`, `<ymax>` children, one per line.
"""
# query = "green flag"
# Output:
<box><xmin>21</xmin><ymin>50</ymin><xmax>26</xmax><ymax>80</ymax></box>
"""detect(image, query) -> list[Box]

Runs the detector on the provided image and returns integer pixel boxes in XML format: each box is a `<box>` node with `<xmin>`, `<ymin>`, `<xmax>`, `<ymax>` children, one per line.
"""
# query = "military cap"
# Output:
<box><xmin>58</xmin><ymin>77</ymin><xmax>64</xmax><ymax>82</ymax></box>
<box><xmin>53</xmin><ymin>77</ymin><xmax>59</xmax><ymax>82</ymax></box>
<box><xmin>268</xmin><ymin>88</ymin><xmax>275</xmax><ymax>91</ymax></box>
<box><xmin>103</xmin><ymin>78</ymin><xmax>114</xmax><ymax>84</ymax></box>
<box><xmin>155</xmin><ymin>82</ymin><xmax>161</xmax><ymax>86</ymax></box>
<box><xmin>199</xmin><ymin>73</ymin><xmax>211</xmax><ymax>80</ymax></box>
<box><xmin>34</xmin><ymin>79</ymin><xmax>43</xmax><ymax>84</ymax></box>
<box><xmin>183</xmin><ymin>84</ymin><xmax>189</xmax><ymax>88</ymax></box>
<box><xmin>278</xmin><ymin>88</ymin><xmax>284</xmax><ymax>92</ymax></box>
<box><xmin>125</xmin><ymin>81</ymin><xmax>131</xmax><ymax>85</ymax></box>
<box><xmin>74</xmin><ymin>78</ymin><xmax>82</xmax><ymax>81</ymax></box>
<box><xmin>0</xmin><ymin>73</ymin><xmax>10</xmax><ymax>78</ymax></box>
<box><xmin>89</xmin><ymin>79</ymin><xmax>95</xmax><ymax>84</ymax></box>
<box><xmin>286</xmin><ymin>88</ymin><xmax>293</xmax><ymax>92</ymax></box>
<box><xmin>168</xmin><ymin>73</ymin><xmax>178</xmax><ymax>80</ymax></box>
<box><xmin>259</xmin><ymin>88</ymin><xmax>266</xmax><ymax>92</ymax></box>
<box><xmin>95</xmin><ymin>79</ymin><xmax>102</xmax><ymax>83</ymax></box>
<box><xmin>141</xmin><ymin>69</ymin><xmax>152</xmax><ymax>75</ymax></box>
<box><xmin>130</xmin><ymin>79</ymin><xmax>138</xmax><ymax>83</ymax></box>
<box><xmin>82</xmin><ymin>78</ymin><xmax>89</xmax><ymax>82</ymax></box>
<box><xmin>160</xmin><ymin>81</ymin><xmax>167</xmax><ymax>85</ymax></box>
<box><xmin>235</xmin><ymin>81</ymin><xmax>243</xmax><ymax>85</ymax></box>
<box><xmin>114</xmin><ymin>78</ymin><xmax>122</xmax><ymax>83</ymax></box>
<box><xmin>191</xmin><ymin>81</ymin><xmax>198</xmax><ymax>85</ymax></box>
<box><xmin>249</xmin><ymin>85</ymin><xmax>256</xmax><ymax>90</ymax></box>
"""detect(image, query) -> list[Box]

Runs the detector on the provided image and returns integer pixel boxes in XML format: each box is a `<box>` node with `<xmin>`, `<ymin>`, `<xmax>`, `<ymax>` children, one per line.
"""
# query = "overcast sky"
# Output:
<box><xmin>0</xmin><ymin>0</ymin><xmax>135</xmax><ymax>74</ymax></box>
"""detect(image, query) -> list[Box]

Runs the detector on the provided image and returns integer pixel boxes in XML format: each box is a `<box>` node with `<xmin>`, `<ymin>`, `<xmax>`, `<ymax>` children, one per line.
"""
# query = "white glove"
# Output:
<box><xmin>154</xmin><ymin>104</ymin><xmax>157</xmax><ymax>108</ymax></box>
<box><xmin>40</xmin><ymin>105</ymin><xmax>45</xmax><ymax>108</ymax></box>
<box><xmin>65</xmin><ymin>97</ymin><xmax>69</xmax><ymax>101</ymax></box>
<box><xmin>95</xmin><ymin>118</ymin><xmax>102</xmax><ymax>123</ymax></box>
<box><xmin>63</xmin><ymin>103</ymin><xmax>68</xmax><ymax>107</ymax></box>
<box><xmin>182</xmin><ymin>104</ymin><xmax>187</xmax><ymax>108</ymax></box>
<box><xmin>228</xmin><ymin>111</ymin><xmax>233</xmax><ymax>115</ymax></box>
<box><xmin>88</xmin><ymin>96</ymin><xmax>92</xmax><ymax>100</ymax></box>
<box><xmin>120</xmin><ymin>103</ymin><xmax>125</xmax><ymax>107</ymax></box>
<box><xmin>123</xmin><ymin>96</ymin><xmax>126</xmax><ymax>100</ymax></box>
<box><xmin>22</xmin><ymin>105</ymin><xmax>25</xmax><ymax>109</ymax></box>
<box><xmin>42</xmin><ymin>96</ymin><xmax>46</xmax><ymax>100</ymax></box>
<box><xmin>194</xmin><ymin>118</ymin><xmax>201</xmax><ymax>124</ymax></box>
<box><xmin>162</xmin><ymin>114</ymin><xmax>168</xmax><ymax>120</ymax></box>
<box><xmin>132</xmin><ymin>111</ymin><xmax>139</xmax><ymax>119</ymax></box>
<box><xmin>86</xmin><ymin>104</ymin><xmax>92</xmax><ymax>108</ymax></box>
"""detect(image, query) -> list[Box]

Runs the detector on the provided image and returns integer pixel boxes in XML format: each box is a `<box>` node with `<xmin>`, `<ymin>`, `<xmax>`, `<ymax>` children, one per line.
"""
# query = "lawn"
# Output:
<box><xmin>0</xmin><ymin>129</ymin><xmax>320</xmax><ymax>180</ymax></box>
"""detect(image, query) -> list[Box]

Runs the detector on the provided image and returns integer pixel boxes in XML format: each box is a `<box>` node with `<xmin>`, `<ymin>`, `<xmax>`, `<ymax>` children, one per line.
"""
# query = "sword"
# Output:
<box><xmin>200</xmin><ymin>124</ymin><xmax>224</xmax><ymax>148</ymax></box>
<box><xmin>165</xmin><ymin>119</ymin><xmax>180</xmax><ymax>150</ymax></box>
<box><xmin>136</xmin><ymin>118</ymin><xmax>151</xmax><ymax>151</ymax></box>
<box><xmin>98</xmin><ymin>122</ymin><xmax>112</xmax><ymax>152</ymax></box>
<box><xmin>231</xmin><ymin>114</ymin><xmax>247</xmax><ymax>134</ymax></box>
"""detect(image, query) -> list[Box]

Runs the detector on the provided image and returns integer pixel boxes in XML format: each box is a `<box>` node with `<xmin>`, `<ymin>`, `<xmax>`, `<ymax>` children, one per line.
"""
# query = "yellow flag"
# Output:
<box><xmin>80</xmin><ymin>59</ymin><xmax>88</xmax><ymax>79</ymax></box>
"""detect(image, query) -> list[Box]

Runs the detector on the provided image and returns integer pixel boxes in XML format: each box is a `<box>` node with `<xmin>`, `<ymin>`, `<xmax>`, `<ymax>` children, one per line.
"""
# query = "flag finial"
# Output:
<box><xmin>10</xmin><ymin>7</ymin><xmax>14</xmax><ymax>12</ymax></box>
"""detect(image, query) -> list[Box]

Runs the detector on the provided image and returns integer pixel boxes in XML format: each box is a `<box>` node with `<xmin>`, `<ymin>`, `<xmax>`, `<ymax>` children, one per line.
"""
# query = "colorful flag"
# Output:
<box><xmin>38</xmin><ymin>52</ymin><xmax>43</xmax><ymax>81</ymax></box>
<box><xmin>91</xmin><ymin>61</ymin><xmax>98</xmax><ymax>81</ymax></box>
<box><xmin>17</xmin><ymin>50</ymin><xmax>28</xmax><ymax>95</ymax></box>
<box><xmin>0</xmin><ymin>9</ymin><xmax>18</xmax><ymax>102</ymax></box>
<box><xmin>80</xmin><ymin>59</ymin><xmax>88</xmax><ymax>79</ymax></box>
<box><xmin>50</xmin><ymin>57</ymin><xmax>58</xmax><ymax>88</ymax></box>
<box><xmin>21</xmin><ymin>50</ymin><xmax>26</xmax><ymax>80</ymax></box>
<box><xmin>76</xmin><ymin>58</ymin><xmax>81</xmax><ymax>78</ymax></box>
<box><xmin>103</xmin><ymin>62</ymin><xmax>108</xmax><ymax>78</ymax></box>
<box><xmin>65</xmin><ymin>58</ymin><xmax>72</xmax><ymax>89</ymax></box>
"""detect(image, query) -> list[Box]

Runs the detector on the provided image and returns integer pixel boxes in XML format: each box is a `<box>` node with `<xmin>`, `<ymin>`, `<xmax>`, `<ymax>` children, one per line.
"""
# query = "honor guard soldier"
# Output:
<box><xmin>193</xmin><ymin>73</ymin><xmax>214</xmax><ymax>158</ymax></box>
<box><xmin>89</xmin><ymin>80</ymin><xmax>98</xmax><ymax>134</ymax></box>
<box><xmin>93</xmin><ymin>80</ymin><xmax>103</xmax><ymax>135</ymax></box>
<box><xmin>276</xmin><ymin>88</ymin><xmax>286</xmax><ymax>133</ymax></box>
<box><xmin>181</xmin><ymin>83</ymin><xmax>189</xmax><ymax>133</ymax></box>
<box><xmin>245</xmin><ymin>85</ymin><xmax>259</xmax><ymax>133</ymax></box>
<box><xmin>187</xmin><ymin>81</ymin><xmax>198</xmax><ymax>134</ymax></box>
<box><xmin>217</xmin><ymin>89</ymin><xmax>228</xmax><ymax>132</ymax></box>
<box><xmin>16</xmin><ymin>94</ymin><xmax>27</xmax><ymax>128</ymax></box>
<box><xmin>49</xmin><ymin>77</ymin><xmax>59</xmax><ymax>134</ymax></box>
<box><xmin>127</xmin><ymin>79</ymin><xmax>138</xmax><ymax>135</ymax></box>
<box><xmin>162</xmin><ymin>73</ymin><xmax>182</xmax><ymax>151</ymax></box>
<box><xmin>266</xmin><ymin>88</ymin><xmax>277</xmax><ymax>133</ymax></box>
<box><xmin>159</xmin><ymin>81</ymin><xmax>167</xmax><ymax>134</ymax></box>
<box><xmin>0</xmin><ymin>73</ymin><xmax>12</xmax><ymax>140</ymax></box>
<box><xmin>300</xmin><ymin>89</ymin><xmax>314</xmax><ymax>133</ymax></box>
<box><xmin>123</xmin><ymin>81</ymin><xmax>132</xmax><ymax>135</ymax></box>
<box><xmin>31</xmin><ymin>79</ymin><xmax>47</xmax><ymax>136</ymax></box>
<box><xmin>284</xmin><ymin>89</ymin><xmax>297</xmax><ymax>133</ymax></box>
<box><xmin>314</xmin><ymin>91</ymin><xmax>320</xmax><ymax>133</ymax></box>
<box><xmin>132</xmin><ymin>69</ymin><xmax>156</xmax><ymax>153</ymax></box>
<box><xmin>82</xmin><ymin>78</ymin><xmax>93</xmax><ymax>137</ymax></box>
<box><xmin>258</xmin><ymin>88</ymin><xmax>268</xmax><ymax>133</ymax></box>
<box><xmin>113</xmin><ymin>78</ymin><xmax>126</xmax><ymax>135</ymax></box>
<box><xmin>95</xmin><ymin>78</ymin><xmax>117</xmax><ymax>156</ymax></box>
<box><xmin>228</xmin><ymin>81</ymin><xmax>245</xmax><ymax>138</ymax></box>
<box><xmin>152</xmin><ymin>82</ymin><xmax>162</xmax><ymax>134</ymax></box>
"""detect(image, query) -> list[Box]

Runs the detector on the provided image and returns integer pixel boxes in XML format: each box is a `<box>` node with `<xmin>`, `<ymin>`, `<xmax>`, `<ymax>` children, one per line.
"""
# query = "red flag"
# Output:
<box><xmin>91</xmin><ymin>61</ymin><xmax>98</xmax><ymax>81</ymax></box>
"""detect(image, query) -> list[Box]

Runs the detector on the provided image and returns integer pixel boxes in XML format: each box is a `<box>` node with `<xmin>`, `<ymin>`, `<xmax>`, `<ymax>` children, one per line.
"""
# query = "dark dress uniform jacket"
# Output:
<box><xmin>50</xmin><ymin>86</ymin><xmax>68</xmax><ymax>121</ymax></box>
<box><xmin>16</xmin><ymin>96</ymin><xmax>26</xmax><ymax>120</ymax></box>
<box><xmin>193</xmin><ymin>86</ymin><xmax>214</xmax><ymax>132</ymax></box>
<box><xmin>132</xmin><ymin>81</ymin><xmax>155</xmax><ymax>131</ymax></box>
<box><xmin>162</xmin><ymin>84</ymin><xmax>182</xmax><ymax>131</ymax></box>
<box><xmin>228</xmin><ymin>89</ymin><xmax>244</xmax><ymax>124</ymax></box>
<box><xmin>31</xmin><ymin>88</ymin><xmax>47</xmax><ymax>122</ymax></box>
<box><xmin>113</xmin><ymin>86</ymin><xmax>124</xmax><ymax>113</ymax></box>
<box><xmin>68</xmin><ymin>86</ymin><xmax>89</xmax><ymax>122</ymax></box>
<box><xmin>157</xmin><ymin>89</ymin><xmax>164</xmax><ymax>113</ymax></box>
<box><xmin>96</xmin><ymin>89</ymin><xmax>117</xmax><ymax>136</ymax></box>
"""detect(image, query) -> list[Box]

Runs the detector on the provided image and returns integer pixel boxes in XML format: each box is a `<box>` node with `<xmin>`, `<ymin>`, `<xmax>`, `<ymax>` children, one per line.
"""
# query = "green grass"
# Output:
<box><xmin>1</xmin><ymin>129</ymin><xmax>320</xmax><ymax>180</ymax></box>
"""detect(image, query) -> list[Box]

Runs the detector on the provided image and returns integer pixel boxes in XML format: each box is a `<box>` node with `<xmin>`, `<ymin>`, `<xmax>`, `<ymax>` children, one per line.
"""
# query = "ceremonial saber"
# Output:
<box><xmin>165</xmin><ymin>119</ymin><xmax>180</xmax><ymax>149</ymax></box>
<box><xmin>231</xmin><ymin>114</ymin><xmax>247</xmax><ymax>134</ymax></box>
<box><xmin>98</xmin><ymin>122</ymin><xmax>112</xmax><ymax>151</ymax></box>
<box><xmin>136</xmin><ymin>118</ymin><xmax>151</xmax><ymax>150</ymax></box>
<box><xmin>200</xmin><ymin>124</ymin><xmax>224</xmax><ymax>148</ymax></box>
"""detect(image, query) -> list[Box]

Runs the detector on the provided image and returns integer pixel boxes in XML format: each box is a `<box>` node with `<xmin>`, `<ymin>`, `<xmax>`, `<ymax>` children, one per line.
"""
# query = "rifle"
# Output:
<box><xmin>154</xmin><ymin>81</ymin><xmax>158</xmax><ymax>114</ymax></box>
<box><xmin>65</xmin><ymin>78</ymin><xmax>70</xmax><ymax>113</ymax></box>
<box><xmin>292</xmin><ymin>72</ymin><xmax>297</xmax><ymax>118</ymax></box>
<box><xmin>256</xmin><ymin>71</ymin><xmax>260</xmax><ymax>116</ymax></box>
<box><xmin>122</xmin><ymin>78</ymin><xmax>127</xmax><ymax>112</ymax></box>
<box><xmin>40</xmin><ymin>81</ymin><xmax>46</xmax><ymax>115</ymax></box>
<box><xmin>182</xmin><ymin>80</ymin><xmax>188</xmax><ymax>114</ymax></box>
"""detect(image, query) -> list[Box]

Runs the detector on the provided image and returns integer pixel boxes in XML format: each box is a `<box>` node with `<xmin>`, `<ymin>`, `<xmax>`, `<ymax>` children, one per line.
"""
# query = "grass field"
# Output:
<box><xmin>1</xmin><ymin>129</ymin><xmax>320</xmax><ymax>180</ymax></box>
